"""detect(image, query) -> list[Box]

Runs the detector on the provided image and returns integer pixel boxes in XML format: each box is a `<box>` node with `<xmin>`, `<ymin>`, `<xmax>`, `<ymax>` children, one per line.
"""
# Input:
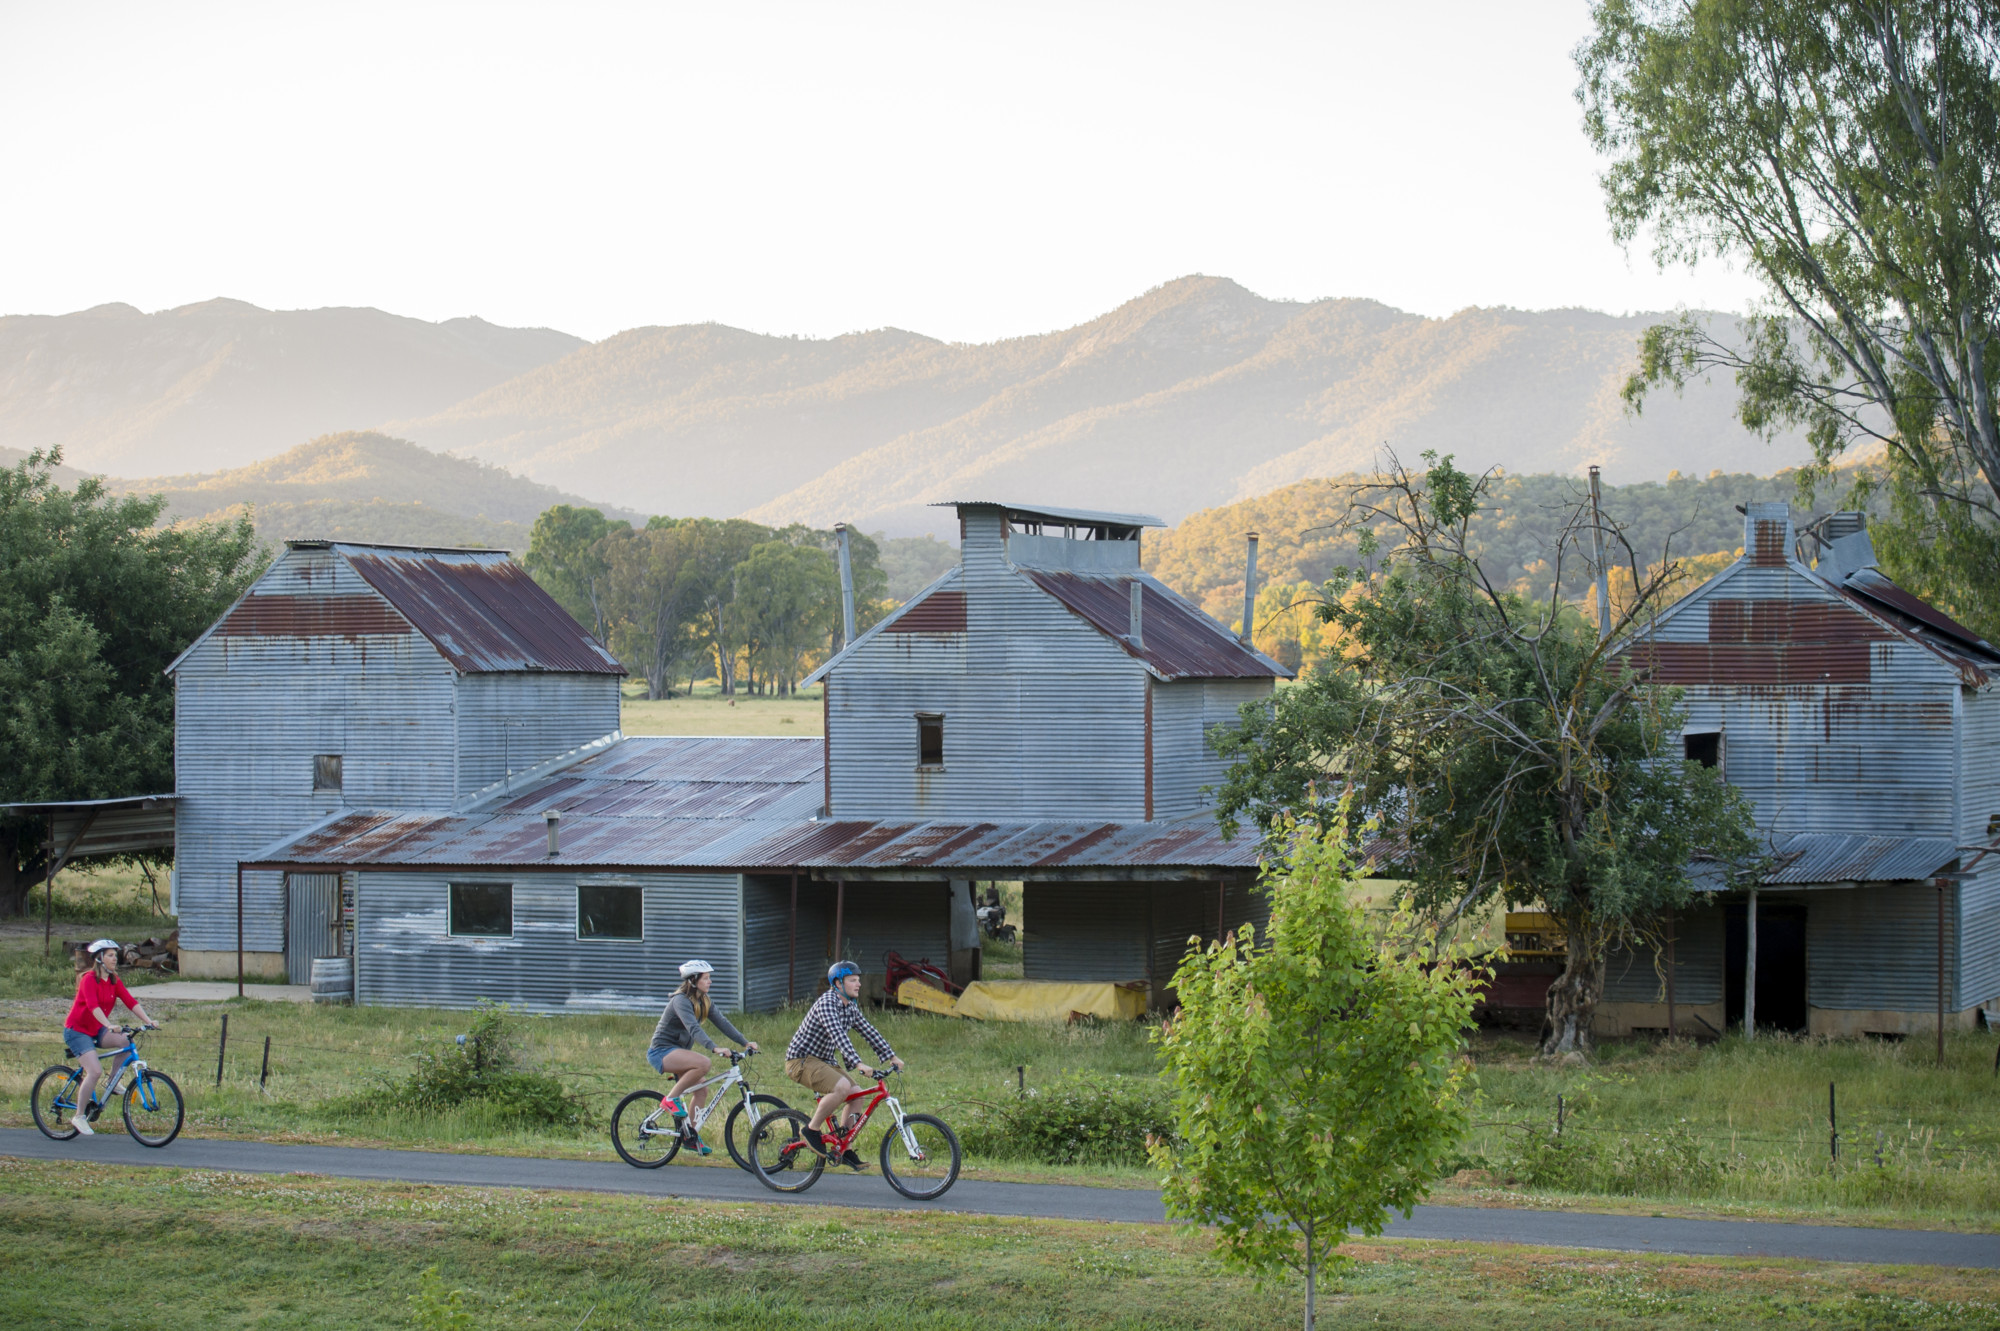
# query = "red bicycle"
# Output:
<box><xmin>748</xmin><ymin>1068</ymin><xmax>961</xmax><ymax>1201</ymax></box>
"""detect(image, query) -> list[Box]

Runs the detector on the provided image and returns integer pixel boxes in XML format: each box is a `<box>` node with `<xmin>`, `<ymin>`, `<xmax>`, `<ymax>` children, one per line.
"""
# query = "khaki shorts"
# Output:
<box><xmin>785</xmin><ymin>1056</ymin><xmax>850</xmax><ymax>1096</ymax></box>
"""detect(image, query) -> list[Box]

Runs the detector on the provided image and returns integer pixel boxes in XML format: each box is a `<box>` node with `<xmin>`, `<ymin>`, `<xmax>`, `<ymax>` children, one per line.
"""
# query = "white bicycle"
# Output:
<box><xmin>610</xmin><ymin>1049</ymin><xmax>787</xmax><ymax>1173</ymax></box>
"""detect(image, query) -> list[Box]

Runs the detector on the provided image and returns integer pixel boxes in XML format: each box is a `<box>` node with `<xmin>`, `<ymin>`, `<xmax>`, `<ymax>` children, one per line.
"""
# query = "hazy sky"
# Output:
<box><xmin>1</xmin><ymin>2</ymin><xmax>1762</xmax><ymax>343</ymax></box>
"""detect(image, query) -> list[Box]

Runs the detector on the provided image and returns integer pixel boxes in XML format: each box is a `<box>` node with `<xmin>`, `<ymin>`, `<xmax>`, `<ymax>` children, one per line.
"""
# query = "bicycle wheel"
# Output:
<box><xmin>748</xmin><ymin>1108</ymin><xmax>824</xmax><ymax>1194</ymax></box>
<box><xmin>880</xmin><ymin>1112</ymin><xmax>961</xmax><ymax>1201</ymax></box>
<box><xmin>123</xmin><ymin>1072</ymin><xmax>183</xmax><ymax>1147</ymax></box>
<box><xmin>611</xmin><ymin>1089</ymin><xmax>683</xmax><ymax>1168</ymax></box>
<box><xmin>30</xmin><ymin>1066</ymin><xmax>81</xmax><ymax>1141</ymax></box>
<box><xmin>722</xmin><ymin>1093</ymin><xmax>791</xmax><ymax>1174</ymax></box>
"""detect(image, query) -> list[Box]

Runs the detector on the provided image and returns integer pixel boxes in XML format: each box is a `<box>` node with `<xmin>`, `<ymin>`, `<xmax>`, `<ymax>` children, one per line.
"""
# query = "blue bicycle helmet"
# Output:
<box><xmin>827</xmin><ymin>959</ymin><xmax>860</xmax><ymax>986</ymax></box>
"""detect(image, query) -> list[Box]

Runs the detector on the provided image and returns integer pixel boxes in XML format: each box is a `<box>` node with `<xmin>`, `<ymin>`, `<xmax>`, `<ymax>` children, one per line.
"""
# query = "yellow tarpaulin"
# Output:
<box><xmin>895</xmin><ymin>978</ymin><xmax>1147</xmax><ymax>1022</ymax></box>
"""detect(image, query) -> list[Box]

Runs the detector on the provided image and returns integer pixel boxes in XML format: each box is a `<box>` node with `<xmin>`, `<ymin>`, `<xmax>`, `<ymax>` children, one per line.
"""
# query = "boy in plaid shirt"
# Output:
<box><xmin>785</xmin><ymin>960</ymin><xmax>903</xmax><ymax>1168</ymax></box>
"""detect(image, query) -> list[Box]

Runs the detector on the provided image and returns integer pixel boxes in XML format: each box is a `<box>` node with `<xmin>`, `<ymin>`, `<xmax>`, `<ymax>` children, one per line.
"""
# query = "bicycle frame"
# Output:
<box><xmin>63</xmin><ymin>1035</ymin><xmax>161</xmax><ymax>1112</ymax></box>
<box><xmin>821</xmin><ymin>1075</ymin><xmax>923</xmax><ymax>1158</ymax></box>
<box><xmin>638</xmin><ymin>1056</ymin><xmax>758</xmax><ymax>1139</ymax></box>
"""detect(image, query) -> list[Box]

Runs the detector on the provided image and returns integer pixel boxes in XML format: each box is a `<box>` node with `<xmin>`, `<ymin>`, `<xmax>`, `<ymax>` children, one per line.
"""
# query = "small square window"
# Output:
<box><xmin>577</xmin><ymin>884</ymin><xmax>644</xmax><ymax>941</ymax></box>
<box><xmin>917</xmin><ymin>712</ymin><xmax>944</xmax><ymax>768</ymax></box>
<box><xmin>1683</xmin><ymin>732</ymin><xmax>1721</xmax><ymax>770</ymax></box>
<box><xmin>449</xmin><ymin>883</ymin><xmax>513</xmax><ymax>937</ymax></box>
<box><xmin>314</xmin><ymin>754</ymin><xmax>343</xmax><ymax>792</ymax></box>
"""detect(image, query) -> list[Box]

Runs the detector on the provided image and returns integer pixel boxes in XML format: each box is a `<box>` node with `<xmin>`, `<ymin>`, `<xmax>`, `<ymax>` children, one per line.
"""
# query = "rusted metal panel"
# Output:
<box><xmin>1707</xmin><ymin>600</ymin><xmax>1893</xmax><ymax>643</ymax></box>
<box><xmin>1026</xmin><ymin>571</ymin><xmax>1287</xmax><ymax>681</ymax></box>
<box><xmin>338</xmin><ymin>544</ymin><xmax>624</xmax><ymax>676</ymax></box>
<box><xmin>215</xmin><ymin>595</ymin><xmax>412</xmax><ymax>639</ymax></box>
<box><xmin>885</xmin><ymin>590</ymin><xmax>966</xmax><ymax>633</ymax></box>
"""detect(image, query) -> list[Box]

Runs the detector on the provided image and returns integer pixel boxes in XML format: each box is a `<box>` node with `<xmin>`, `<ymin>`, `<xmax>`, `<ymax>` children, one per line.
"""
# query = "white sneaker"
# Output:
<box><xmin>70</xmin><ymin>1114</ymin><xmax>93</xmax><ymax>1137</ymax></box>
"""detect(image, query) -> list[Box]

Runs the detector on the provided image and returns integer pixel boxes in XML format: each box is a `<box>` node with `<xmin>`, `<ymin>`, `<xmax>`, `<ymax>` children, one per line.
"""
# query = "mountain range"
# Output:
<box><xmin>1</xmin><ymin>278</ymin><xmax>1812</xmax><ymax>537</ymax></box>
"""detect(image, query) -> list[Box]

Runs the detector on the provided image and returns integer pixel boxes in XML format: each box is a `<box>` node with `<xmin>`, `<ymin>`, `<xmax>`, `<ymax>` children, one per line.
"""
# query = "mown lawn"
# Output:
<box><xmin>619</xmin><ymin>681</ymin><xmax>823</xmax><ymax>737</ymax></box>
<box><xmin>1</xmin><ymin>1159</ymin><xmax>1994</xmax><ymax>1330</ymax></box>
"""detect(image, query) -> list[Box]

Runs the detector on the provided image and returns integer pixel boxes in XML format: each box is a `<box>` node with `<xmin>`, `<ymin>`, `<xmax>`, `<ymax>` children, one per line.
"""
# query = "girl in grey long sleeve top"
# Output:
<box><xmin>647</xmin><ymin>961</ymin><xmax>759</xmax><ymax>1152</ymax></box>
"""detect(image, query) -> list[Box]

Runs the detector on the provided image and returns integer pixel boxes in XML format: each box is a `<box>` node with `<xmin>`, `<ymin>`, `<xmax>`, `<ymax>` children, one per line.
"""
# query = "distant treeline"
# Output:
<box><xmin>526</xmin><ymin>507</ymin><xmax>898</xmax><ymax>699</ymax></box>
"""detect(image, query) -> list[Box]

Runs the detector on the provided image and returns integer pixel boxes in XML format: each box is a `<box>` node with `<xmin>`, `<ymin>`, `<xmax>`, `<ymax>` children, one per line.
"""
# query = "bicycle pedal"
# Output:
<box><xmin>84</xmin><ymin>1102</ymin><xmax>103</xmax><ymax>1121</ymax></box>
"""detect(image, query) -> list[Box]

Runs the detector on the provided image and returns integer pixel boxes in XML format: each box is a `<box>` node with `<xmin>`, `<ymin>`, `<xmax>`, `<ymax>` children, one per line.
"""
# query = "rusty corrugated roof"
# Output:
<box><xmin>334</xmin><ymin>543</ymin><xmax>624</xmax><ymax>676</ymax></box>
<box><xmin>247</xmin><ymin>735</ymin><xmax>1259</xmax><ymax>872</ymax></box>
<box><xmin>1026</xmin><ymin>570</ymin><xmax>1290</xmax><ymax>681</ymax></box>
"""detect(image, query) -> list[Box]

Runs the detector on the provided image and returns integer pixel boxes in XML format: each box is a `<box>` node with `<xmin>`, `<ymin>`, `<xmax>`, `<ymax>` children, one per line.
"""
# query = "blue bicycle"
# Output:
<box><xmin>32</xmin><ymin>1026</ymin><xmax>184</xmax><ymax>1147</ymax></box>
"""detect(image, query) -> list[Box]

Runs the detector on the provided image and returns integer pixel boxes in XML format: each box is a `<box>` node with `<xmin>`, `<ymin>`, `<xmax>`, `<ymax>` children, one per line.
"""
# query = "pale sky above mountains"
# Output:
<box><xmin>1</xmin><ymin>2</ymin><xmax>1762</xmax><ymax>344</ymax></box>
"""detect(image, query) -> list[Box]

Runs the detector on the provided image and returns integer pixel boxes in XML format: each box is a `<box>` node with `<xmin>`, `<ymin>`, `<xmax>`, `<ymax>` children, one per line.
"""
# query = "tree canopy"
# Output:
<box><xmin>0</xmin><ymin>449</ymin><xmax>264</xmax><ymax>915</ymax></box>
<box><xmin>1152</xmin><ymin>808</ymin><xmax>1481</xmax><ymax>1331</ymax></box>
<box><xmin>1212</xmin><ymin>455</ymin><xmax>1757</xmax><ymax>1055</ymax></box>
<box><xmin>1581</xmin><ymin>0</ymin><xmax>2000</xmax><ymax>638</ymax></box>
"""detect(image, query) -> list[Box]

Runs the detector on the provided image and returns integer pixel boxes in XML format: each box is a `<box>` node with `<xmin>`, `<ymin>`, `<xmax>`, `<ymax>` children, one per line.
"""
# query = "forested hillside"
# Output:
<box><xmin>0</xmin><ymin>300</ymin><xmax>582</xmax><ymax>475</ymax></box>
<box><xmin>388</xmin><ymin>276</ymin><xmax>1812</xmax><ymax>535</ymax></box>
<box><xmin>1146</xmin><ymin>467</ymin><xmax>1852</xmax><ymax>628</ymax></box>
<box><xmin>98</xmin><ymin>431</ymin><xmax>644</xmax><ymax>552</ymax></box>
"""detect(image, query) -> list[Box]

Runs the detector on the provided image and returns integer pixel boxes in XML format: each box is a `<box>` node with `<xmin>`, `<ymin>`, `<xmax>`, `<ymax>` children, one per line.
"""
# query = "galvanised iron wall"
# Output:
<box><xmin>1807</xmin><ymin>881</ymin><xmax>1959</xmax><ymax>1011</ymax></box>
<box><xmin>1958</xmin><ymin>686</ymin><xmax>2000</xmax><ymax>1009</ymax></box>
<box><xmin>1025</xmin><ymin>879</ymin><xmax>1264</xmax><ymax>987</ymax></box>
<box><xmin>1151</xmin><ymin>679</ymin><xmax>1269</xmax><ymax>819</ymax></box>
<box><xmin>173</xmin><ymin>546</ymin><xmax>458</xmax><ymax>953</ymax></box>
<box><xmin>455</xmin><ymin>671</ymin><xmax>621</xmax><ymax>800</ymax></box>
<box><xmin>352</xmin><ymin>869</ymin><xmax>744</xmax><ymax>1015</ymax></box>
<box><xmin>1601</xmin><ymin>904</ymin><xmax>1725</xmax><ymax>1006</ymax></box>
<box><xmin>827</xmin><ymin>558</ymin><xmax>1148</xmax><ymax>820</ymax></box>
<box><xmin>742</xmin><ymin>874</ymin><xmax>833</xmax><ymax>1012</ymax></box>
<box><xmin>823</xmin><ymin>880</ymin><xmax>952</xmax><ymax>982</ymax></box>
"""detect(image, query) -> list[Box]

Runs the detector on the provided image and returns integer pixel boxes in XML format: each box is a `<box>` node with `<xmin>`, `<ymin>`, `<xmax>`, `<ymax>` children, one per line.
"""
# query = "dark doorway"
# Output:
<box><xmin>1725</xmin><ymin>899</ymin><xmax>1808</xmax><ymax>1032</ymax></box>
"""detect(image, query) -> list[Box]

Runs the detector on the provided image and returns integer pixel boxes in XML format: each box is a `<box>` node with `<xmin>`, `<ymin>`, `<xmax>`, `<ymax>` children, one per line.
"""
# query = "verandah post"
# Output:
<box><xmin>787</xmin><ymin>870</ymin><xmax>798</xmax><ymax>1005</ymax></box>
<box><xmin>236</xmin><ymin>863</ymin><xmax>245</xmax><ymax>999</ymax></box>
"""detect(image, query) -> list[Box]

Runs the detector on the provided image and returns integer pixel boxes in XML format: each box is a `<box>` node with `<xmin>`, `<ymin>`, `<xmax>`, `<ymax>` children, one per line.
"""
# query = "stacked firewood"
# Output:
<box><xmin>65</xmin><ymin>932</ymin><xmax>178</xmax><ymax>974</ymax></box>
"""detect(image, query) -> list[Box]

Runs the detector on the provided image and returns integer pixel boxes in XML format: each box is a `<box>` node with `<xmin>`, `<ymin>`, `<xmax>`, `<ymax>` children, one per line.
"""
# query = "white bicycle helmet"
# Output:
<box><xmin>87</xmin><ymin>938</ymin><xmax>120</xmax><ymax>957</ymax></box>
<box><xmin>678</xmin><ymin>959</ymin><xmax>714</xmax><ymax>978</ymax></box>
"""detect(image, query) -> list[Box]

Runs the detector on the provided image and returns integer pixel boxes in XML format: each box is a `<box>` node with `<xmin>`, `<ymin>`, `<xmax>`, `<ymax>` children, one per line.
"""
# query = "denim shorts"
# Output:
<box><xmin>646</xmin><ymin>1046</ymin><xmax>670</xmax><ymax>1074</ymax></box>
<box><xmin>62</xmin><ymin>1028</ymin><xmax>101</xmax><ymax>1059</ymax></box>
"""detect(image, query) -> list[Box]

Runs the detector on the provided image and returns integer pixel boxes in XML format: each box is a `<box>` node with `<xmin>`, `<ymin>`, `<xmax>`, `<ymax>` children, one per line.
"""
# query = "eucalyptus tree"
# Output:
<box><xmin>1213</xmin><ymin>454</ymin><xmax>1757</xmax><ymax>1056</ymax></box>
<box><xmin>523</xmin><ymin>505</ymin><xmax>629</xmax><ymax>645</ymax></box>
<box><xmin>1580</xmin><ymin>0</ymin><xmax>2000</xmax><ymax>636</ymax></box>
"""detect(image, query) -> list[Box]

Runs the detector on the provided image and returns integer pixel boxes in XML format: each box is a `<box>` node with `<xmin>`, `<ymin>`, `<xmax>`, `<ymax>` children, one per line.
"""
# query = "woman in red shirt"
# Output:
<box><xmin>63</xmin><ymin>939</ymin><xmax>157</xmax><ymax>1136</ymax></box>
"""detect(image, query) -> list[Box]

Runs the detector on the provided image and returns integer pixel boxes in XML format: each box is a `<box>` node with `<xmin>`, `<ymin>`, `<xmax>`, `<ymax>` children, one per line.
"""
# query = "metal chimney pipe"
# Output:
<box><xmin>1240</xmin><ymin>532</ymin><xmax>1260</xmax><ymax>647</ymax></box>
<box><xmin>1588</xmin><ymin>466</ymin><xmax>1610</xmax><ymax>642</ymax></box>
<box><xmin>1128</xmin><ymin>580</ymin><xmax>1144</xmax><ymax>648</ymax></box>
<box><xmin>544</xmin><ymin>810</ymin><xmax>561</xmax><ymax>857</ymax></box>
<box><xmin>834</xmin><ymin>523</ymin><xmax>856</xmax><ymax>650</ymax></box>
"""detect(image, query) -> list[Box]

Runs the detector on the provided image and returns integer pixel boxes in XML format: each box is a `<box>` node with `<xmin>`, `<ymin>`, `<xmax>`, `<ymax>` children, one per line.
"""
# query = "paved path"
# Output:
<box><xmin>3</xmin><ymin>1130</ymin><xmax>1995</xmax><ymax>1269</ymax></box>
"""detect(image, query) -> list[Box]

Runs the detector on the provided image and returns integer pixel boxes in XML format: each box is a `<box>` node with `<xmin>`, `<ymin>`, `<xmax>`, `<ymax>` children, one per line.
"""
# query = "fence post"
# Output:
<box><xmin>260</xmin><ymin>1035</ymin><xmax>271</xmax><ymax>1093</ymax></box>
<box><xmin>1556</xmin><ymin>1093</ymin><xmax>1565</xmax><ymax>1138</ymax></box>
<box><xmin>1017</xmin><ymin>1065</ymin><xmax>1025</xmax><ymax>1094</ymax></box>
<box><xmin>216</xmin><ymin>1013</ymin><xmax>228</xmax><ymax>1088</ymax></box>
<box><xmin>1828</xmin><ymin>1081</ymin><xmax>1837</xmax><ymax>1165</ymax></box>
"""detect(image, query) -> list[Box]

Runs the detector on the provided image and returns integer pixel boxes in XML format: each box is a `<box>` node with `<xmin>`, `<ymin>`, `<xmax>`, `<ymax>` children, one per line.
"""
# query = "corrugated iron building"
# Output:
<box><xmin>168</xmin><ymin>541</ymin><xmax>624</xmax><ymax>978</ymax></box>
<box><xmin>188</xmin><ymin>504</ymin><xmax>1288</xmax><ymax>1014</ymax></box>
<box><xmin>1606</xmin><ymin>503</ymin><xmax>2000</xmax><ymax>1037</ymax></box>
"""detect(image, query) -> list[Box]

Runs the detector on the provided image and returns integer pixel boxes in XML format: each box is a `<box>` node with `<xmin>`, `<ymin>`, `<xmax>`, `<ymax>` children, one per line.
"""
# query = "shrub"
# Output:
<box><xmin>1509</xmin><ymin>1120</ymin><xmax>1725</xmax><ymax>1197</ymax></box>
<box><xmin>334</xmin><ymin>1000</ymin><xmax>589</xmax><ymax>1128</ymax></box>
<box><xmin>959</xmin><ymin>1072</ymin><xmax>1174</xmax><ymax>1167</ymax></box>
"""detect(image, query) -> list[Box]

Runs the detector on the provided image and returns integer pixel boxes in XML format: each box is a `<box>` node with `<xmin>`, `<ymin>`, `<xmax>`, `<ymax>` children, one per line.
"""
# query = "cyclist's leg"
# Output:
<box><xmin>658</xmin><ymin>1048</ymin><xmax>711</xmax><ymax>1109</ymax></box>
<box><xmin>810</xmin><ymin>1078</ymin><xmax>855</xmax><ymax>1131</ymax></box>
<box><xmin>75</xmin><ymin>1046</ymin><xmax>105</xmax><ymax>1107</ymax></box>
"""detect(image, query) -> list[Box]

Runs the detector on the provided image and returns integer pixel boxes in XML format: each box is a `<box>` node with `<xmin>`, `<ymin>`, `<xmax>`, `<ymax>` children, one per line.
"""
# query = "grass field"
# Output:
<box><xmin>620</xmin><ymin>681</ymin><xmax>823</xmax><ymax>737</ymax></box>
<box><xmin>2</xmin><ymin>1159</ymin><xmax>1993</xmax><ymax>1330</ymax></box>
